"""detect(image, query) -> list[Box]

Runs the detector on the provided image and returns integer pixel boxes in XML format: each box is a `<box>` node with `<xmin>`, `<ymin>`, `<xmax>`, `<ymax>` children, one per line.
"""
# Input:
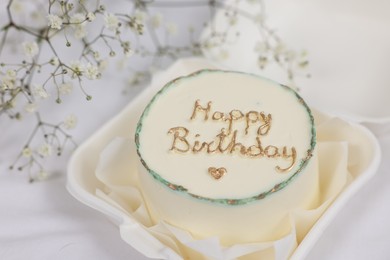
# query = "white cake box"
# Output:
<box><xmin>67</xmin><ymin>58</ymin><xmax>381</xmax><ymax>259</ymax></box>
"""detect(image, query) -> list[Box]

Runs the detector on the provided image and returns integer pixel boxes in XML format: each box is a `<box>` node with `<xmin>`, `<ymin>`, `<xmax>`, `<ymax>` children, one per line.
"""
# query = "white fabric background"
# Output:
<box><xmin>1</xmin><ymin>1</ymin><xmax>390</xmax><ymax>259</ymax></box>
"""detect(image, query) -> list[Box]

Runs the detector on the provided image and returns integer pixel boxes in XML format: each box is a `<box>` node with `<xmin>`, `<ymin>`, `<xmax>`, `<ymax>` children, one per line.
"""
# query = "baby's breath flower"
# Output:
<box><xmin>86</xmin><ymin>12</ymin><xmax>96</xmax><ymax>22</ymax></box>
<box><xmin>6</xmin><ymin>69</ymin><xmax>17</xmax><ymax>78</ymax></box>
<box><xmin>10</xmin><ymin>0</ymin><xmax>23</xmax><ymax>14</ymax></box>
<box><xmin>98</xmin><ymin>59</ymin><xmax>109</xmax><ymax>72</ymax></box>
<box><xmin>275</xmin><ymin>43</ymin><xmax>286</xmax><ymax>55</ymax></box>
<box><xmin>116</xmin><ymin>58</ymin><xmax>128</xmax><ymax>70</ymax></box>
<box><xmin>134</xmin><ymin>10</ymin><xmax>147</xmax><ymax>23</ymax></box>
<box><xmin>2</xmin><ymin>76</ymin><xmax>16</xmax><ymax>89</ymax></box>
<box><xmin>258</xmin><ymin>56</ymin><xmax>268</xmax><ymax>69</ymax></box>
<box><xmin>38</xmin><ymin>143</ymin><xmax>52</xmax><ymax>157</ymax></box>
<box><xmin>47</xmin><ymin>14</ymin><xmax>63</xmax><ymax>30</ymax></box>
<box><xmin>104</xmin><ymin>13</ymin><xmax>119</xmax><ymax>31</ymax></box>
<box><xmin>254</xmin><ymin>41</ymin><xmax>267</xmax><ymax>53</ymax></box>
<box><xmin>150</xmin><ymin>13</ymin><xmax>162</xmax><ymax>28</ymax></box>
<box><xmin>93</xmin><ymin>51</ymin><xmax>100</xmax><ymax>59</ymax></box>
<box><xmin>70</xmin><ymin>13</ymin><xmax>87</xmax><ymax>38</ymax></box>
<box><xmin>37</xmin><ymin>170</ymin><xmax>49</xmax><ymax>181</ymax></box>
<box><xmin>24</xmin><ymin>102</ymin><xmax>37</xmax><ymax>113</ymax></box>
<box><xmin>70</xmin><ymin>60</ymin><xmax>85</xmax><ymax>78</ymax></box>
<box><xmin>124</xmin><ymin>48</ymin><xmax>134</xmax><ymax>58</ymax></box>
<box><xmin>22</xmin><ymin>147</ymin><xmax>32</xmax><ymax>158</ymax></box>
<box><xmin>22</xmin><ymin>41</ymin><xmax>39</xmax><ymax>58</ymax></box>
<box><xmin>85</xmin><ymin>63</ymin><xmax>99</xmax><ymax>80</ymax></box>
<box><xmin>254</xmin><ymin>13</ymin><xmax>265</xmax><ymax>24</ymax></box>
<box><xmin>228</xmin><ymin>16</ymin><xmax>238</xmax><ymax>26</ymax></box>
<box><xmin>63</xmin><ymin>114</ymin><xmax>77</xmax><ymax>129</ymax></box>
<box><xmin>70</xmin><ymin>13</ymin><xmax>86</xmax><ymax>25</ymax></box>
<box><xmin>58</xmin><ymin>82</ymin><xmax>73</xmax><ymax>95</ymax></box>
<box><xmin>74</xmin><ymin>26</ymin><xmax>87</xmax><ymax>39</ymax></box>
<box><xmin>165</xmin><ymin>22</ymin><xmax>177</xmax><ymax>35</ymax></box>
<box><xmin>218</xmin><ymin>49</ymin><xmax>229</xmax><ymax>60</ymax></box>
<box><xmin>188</xmin><ymin>25</ymin><xmax>195</xmax><ymax>33</ymax></box>
<box><xmin>32</xmin><ymin>84</ymin><xmax>49</xmax><ymax>99</ymax></box>
<box><xmin>50</xmin><ymin>57</ymin><xmax>59</xmax><ymax>66</ymax></box>
<box><xmin>286</xmin><ymin>50</ymin><xmax>296</xmax><ymax>61</ymax></box>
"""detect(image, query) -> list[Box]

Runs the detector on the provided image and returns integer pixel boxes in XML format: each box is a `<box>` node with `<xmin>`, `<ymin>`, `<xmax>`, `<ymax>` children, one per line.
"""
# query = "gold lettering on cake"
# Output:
<box><xmin>190</xmin><ymin>100</ymin><xmax>272</xmax><ymax>136</ymax></box>
<box><xmin>168</xmin><ymin>127</ymin><xmax>190</xmax><ymax>153</ymax></box>
<box><xmin>190</xmin><ymin>100</ymin><xmax>212</xmax><ymax>121</ymax></box>
<box><xmin>167</xmin><ymin>100</ymin><xmax>298</xmax><ymax>174</ymax></box>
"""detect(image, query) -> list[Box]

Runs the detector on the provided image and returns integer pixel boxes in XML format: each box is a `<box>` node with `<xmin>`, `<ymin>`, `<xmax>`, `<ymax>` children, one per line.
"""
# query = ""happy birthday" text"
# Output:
<box><xmin>167</xmin><ymin>100</ymin><xmax>297</xmax><ymax>173</ymax></box>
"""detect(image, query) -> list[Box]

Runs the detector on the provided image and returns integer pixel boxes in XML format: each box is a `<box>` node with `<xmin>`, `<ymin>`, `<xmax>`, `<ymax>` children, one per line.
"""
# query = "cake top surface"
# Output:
<box><xmin>135</xmin><ymin>70</ymin><xmax>315</xmax><ymax>205</ymax></box>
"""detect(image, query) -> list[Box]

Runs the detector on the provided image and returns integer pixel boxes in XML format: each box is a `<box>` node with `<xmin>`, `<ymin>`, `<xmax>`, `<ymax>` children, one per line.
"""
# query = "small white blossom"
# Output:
<box><xmin>218</xmin><ymin>49</ymin><xmax>229</xmax><ymax>60</ymax></box>
<box><xmin>286</xmin><ymin>50</ymin><xmax>296</xmax><ymax>61</ymax></box>
<box><xmin>228</xmin><ymin>16</ymin><xmax>238</xmax><ymax>26</ymax></box>
<box><xmin>116</xmin><ymin>58</ymin><xmax>128</xmax><ymax>70</ymax></box>
<box><xmin>165</xmin><ymin>22</ymin><xmax>177</xmax><ymax>35</ymax></box>
<box><xmin>254</xmin><ymin>42</ymin><xmax>267</xmax><ymax>53</ymax></box>
<box><xmin>188</xmin><ymin>25</ymin><xmax>195</xmax><ymax>33</ymax></box>
<box><xmin>74</xmin><ymin>26</ymin><xmax>87</xmax><ymax>39</ymax></box>
<box><xmin>31</xmin><ymin>11</ymin><xmax>46</xmax><ymax>26</ymax></box>
<box><xmin>275</xmin><ymin>43</ymin><xmax>286</xmax><ymax>55</ymax></box>
<box><xmin>258</xmin><ymin>56</ymin><xmax>268</xmax><ymax>68</ymax></box>
<box><xmin>47</xmin><ymin>14</ymin><xmax>63</xmax><ymax>30</ymax></box>
<box><xmin>22</xmin><ymin>147</ymin><xmax>33</xmax><ymax>158</ymax></box>
<box><xmin>86</xmin><ymin>12</ymin><xmax>96</xmax><ymax>22</ymax></box>
<box><xmin>50</xmin><ymin>57</ymin><xmax>59</xmax><ymax>66</ymax></box>
<box><xmin>32</xmin><ymin>84</ymin><xmax>49</xmax><ymax>99</ymax></box>
<box><xmin>6</xmin><ymin>69</ymin><xmax>17</xmax><ymax>78</ymax></box>
<box><xmin>124</xmin><ymin>48</ymin><xmax>134</xmax><ymax>58</ymax></box>
<box><xmin>93</xmin><ymin>51</ymin><xmax>100</xmax><ymax>59</ymax></box>
<box><xmin>254</xmin><ymin>13</ymin><xmax>265</xmax><ymax>24</ymax></box>
<box><xmin>134</xmin><ymin>10</ymin><xmax>147</xmax><ymax>23</ymax></box>
<box><xmin>104</xmin><ymin>13</ymin><xmax>119</xmax><ymax>31</ymax></box>
<box><xmin>70</xmin><ymin>13</ymin><xmax>87</xmax><ymax>38</ymax></box>
<box><xmin>70</xmin><ymin>60</ymin><xmax>85</xmax><ymax>78</ymax></box>
<box><xmin>10</xmin><ymin>0</ymin><xmax>23</xmax><ymax>14</ymax></box>
<box><xmin>150</xmin><ymin>13</ymin><xmax>162</xmax><ymax>28</ymax></box>
<box><xmin>98</xmin><ymin>59</ymin><xmax>109</xmax><ymax>72</ymax></box>
<box><xmin>37</xmin><ymin>170</ymin><xmax>49</xmax><ymax>181</ymax></box>
<box><xmin>2</xmin><ymin>76</ymin><xmax>16</xmax><ymax>89</ymax></box>
<box><xmin>63</xmin><ymin>114</ymin><xmax>77</xmax><ymax>129</ymax></box>
<box><xmin>22</xmin><ymin>41</ymin><xmax>39</xmax><ymax>58</ymax></box>
<box><xmin>85</xmin><ymin>63</ymin><xmax>99</xmax><ymax>80</ymax></box>
<box><xmin>24</xmin><ymin>102</ymin><xmax>37</xmax><ymax>113</ymax></box>
<box><xmin>70</xmin><ymin>13</ymin><xmax>86</xmax><ymax>25</ymax></box>
<box><xmin>38</xmin><ymin>143</ymin><xmax>52</xmax><ymax>157</ymax></box>
<box><xmin>58</xmin><ymin>82</ymin><xmax>73</xmax><ymax>95</ymax></box>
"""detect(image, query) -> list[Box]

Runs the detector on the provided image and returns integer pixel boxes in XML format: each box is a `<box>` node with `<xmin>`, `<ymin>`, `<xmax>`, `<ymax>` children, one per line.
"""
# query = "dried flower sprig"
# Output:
<box><xmin>0</xmin><ymin>0</ymin><xmax>309</xmax><ymax>181</ymax></box>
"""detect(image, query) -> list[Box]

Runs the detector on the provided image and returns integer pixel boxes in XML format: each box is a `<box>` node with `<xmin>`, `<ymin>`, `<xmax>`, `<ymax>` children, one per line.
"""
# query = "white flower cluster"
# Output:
<box><xmin>104</xmin><ymin>12</ymin><xmax>119</xmax><ymax>31</ymax></box>
<box><xmin>47</xmin><ymin>14</ymin><xmax>63</xmax><ymax>30</ymax></box>
<box><xmin>32</xmin><ymin>84</ymin><xmax>49</xmax><ymax>99</ymax></box>
<box><xmin>1</xmin><ymin>69</ymin><xmax>17</xmax><ymax>90</ymax></box>
<box><xmin>22</xmin><ymin>41</ymin><xmax>39</xmax><ymax>58</ymax></box>
<box><xmin>70</xmin><ymin>13</ymin><xmax>88</xmax><ymax>39</ymax></box>
<box><xmin>63</xmin><ymin>114</ymin><xmax>77</xmax><ymax>129</ymax></box>
<box><xmin>69</xmin><ymin>61</ymin><xmax>100</xmax><ymax>80</ymax></box>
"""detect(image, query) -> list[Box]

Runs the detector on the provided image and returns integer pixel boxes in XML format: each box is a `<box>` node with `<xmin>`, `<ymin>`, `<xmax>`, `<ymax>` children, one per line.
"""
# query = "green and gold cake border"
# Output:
<box><xmin>135</xmin><ymin>69</ymin><xmax>316</xmax><ymax>206</ymax></box>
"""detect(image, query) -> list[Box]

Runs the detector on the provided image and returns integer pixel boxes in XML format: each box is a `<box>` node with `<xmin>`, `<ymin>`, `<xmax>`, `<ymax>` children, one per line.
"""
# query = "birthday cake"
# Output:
<box><xmin>135</xmin><ymin>70</ymin><xmax>318</xmax><ymax>245</ymax></box>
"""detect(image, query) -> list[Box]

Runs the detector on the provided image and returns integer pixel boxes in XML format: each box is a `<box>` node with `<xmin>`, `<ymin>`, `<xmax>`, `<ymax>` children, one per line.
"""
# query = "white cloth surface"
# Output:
<box><xmin>1</xmin><ymin>1</ymin><xmax>390</xmax><ymax>259</ymax></box>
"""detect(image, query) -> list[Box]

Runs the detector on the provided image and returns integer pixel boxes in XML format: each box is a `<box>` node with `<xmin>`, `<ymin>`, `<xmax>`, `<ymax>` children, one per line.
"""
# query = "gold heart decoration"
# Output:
<box><xmin>208</xmin><ymin>167</ymin><xmax>227</xmax><ymax>180</ymax></box>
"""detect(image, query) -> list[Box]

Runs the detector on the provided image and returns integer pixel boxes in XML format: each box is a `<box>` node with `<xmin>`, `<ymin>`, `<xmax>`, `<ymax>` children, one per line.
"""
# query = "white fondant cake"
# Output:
<box><xmin>135</xmin><ymin>70</ymin><xmax>318</xmax><ymax>245</ymax></box>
